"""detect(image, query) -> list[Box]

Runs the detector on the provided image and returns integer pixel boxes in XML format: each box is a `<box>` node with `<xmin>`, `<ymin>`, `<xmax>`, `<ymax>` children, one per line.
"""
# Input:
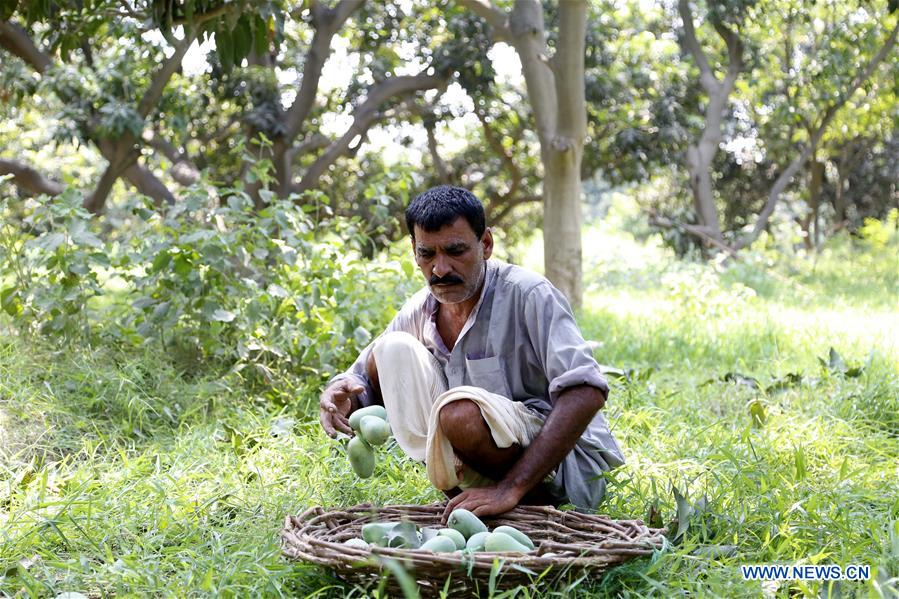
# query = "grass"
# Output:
<box><xmin>1</xmin><ymin>214</ymin><xmax>898</xmax><ymax>597</ymax></box>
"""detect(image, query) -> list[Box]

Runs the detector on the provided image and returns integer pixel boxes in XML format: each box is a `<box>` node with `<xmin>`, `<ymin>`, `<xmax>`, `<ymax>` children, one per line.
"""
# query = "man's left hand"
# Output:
<box><xmin>441</xmin><ymin>484</ymin><xmax>522</xmax><ymax>523</ymax></box>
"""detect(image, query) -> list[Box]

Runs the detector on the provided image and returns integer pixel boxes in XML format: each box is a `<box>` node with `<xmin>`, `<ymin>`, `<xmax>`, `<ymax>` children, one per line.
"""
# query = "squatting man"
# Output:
<box><xmin>319</xmin><ymin>185</ymin><xmax>623</xmax><ymax>520</ymax></box>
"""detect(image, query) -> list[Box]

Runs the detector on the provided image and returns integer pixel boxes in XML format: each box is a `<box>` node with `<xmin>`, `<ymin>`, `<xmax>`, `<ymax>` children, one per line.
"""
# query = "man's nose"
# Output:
<box><xmin>432</xmin><ymin>255</ymin><xmax>451</xmax><ymax>277</ymax></box>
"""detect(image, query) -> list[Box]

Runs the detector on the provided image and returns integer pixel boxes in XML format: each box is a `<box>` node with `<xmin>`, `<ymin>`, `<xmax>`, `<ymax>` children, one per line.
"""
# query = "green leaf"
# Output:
<box><xmin>828</xmin><ymin>347</ymin><xmax>847</xmax><ymax>372</ymax></box>
<box><xmin>216</xmin><ymin>27</ymin><xmax>234</xmax><ymax>72</ymax></box>
<box><xmin>151</xmin><ymin>252</ymin><xmax>171</xmax><ymax>273</ymax></box>
<box><xmin>211</xmin><ymin>309</ymin><xmax>236</xmax><ymax>322</ymax></box>
<box><xmin>0</xmin><ymin>286</ymin><xmax>22</xmax><ymax>317</ymax></box>
<box><xmin>794</xmin><ymin>446</ymin><xmax>807</xmax><ymax>481</ymax></box>
<box><xmin>673</xmin><ymin>485</ymin><xmax>692</xmax><ymax>541</ymax></box>
<box><xmin>377</xmin><ymin>557</ymin><xmax>420</xmax><ymax>599</ymax></box>
<box><xmin>252</xmin><ymin>15</ymin><xmax>269</xmax><ymax>56</ymax></box>
<box><xmin>748</xmin><ymin>399</ymin><xmax>766</xmax><ymax>427</ymax></box>
<box><xmin>37</xmin><ymin>232</ymin><xmax>66</xmax><ymax>251</ymax></box>
<box><xmin>232</xmin><ymin>17</ymin><xmax>252</xmax><ymax>65</ymax></box>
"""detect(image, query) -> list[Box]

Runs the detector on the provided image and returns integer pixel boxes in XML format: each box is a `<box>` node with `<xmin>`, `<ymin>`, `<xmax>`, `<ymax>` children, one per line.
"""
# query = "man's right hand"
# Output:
<box><xmin>319</xmin><ymin>380</ymin><xmax>365</xmax><ymax>438</ymax></box>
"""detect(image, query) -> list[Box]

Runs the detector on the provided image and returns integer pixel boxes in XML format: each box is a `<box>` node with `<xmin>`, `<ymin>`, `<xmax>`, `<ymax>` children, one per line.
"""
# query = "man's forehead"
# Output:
<box><xmin>413</xmin><ymin>219</ymin><xmax>478</xmax><ymax>246</ymax></box>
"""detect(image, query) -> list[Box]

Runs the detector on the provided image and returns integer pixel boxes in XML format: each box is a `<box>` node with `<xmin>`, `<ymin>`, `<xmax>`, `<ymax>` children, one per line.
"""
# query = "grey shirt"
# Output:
<box><xmin>333</xmin><ymin>259</ymin><xmax>625</xmax><ymax>510</ymax></box>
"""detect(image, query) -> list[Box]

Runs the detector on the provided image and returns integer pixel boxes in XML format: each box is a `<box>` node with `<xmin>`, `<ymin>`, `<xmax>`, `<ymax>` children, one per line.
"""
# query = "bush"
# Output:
<box><xmin>1</xmin><ymin>188</ymin><xmax>419</xmax><ymax>399</ymax></box>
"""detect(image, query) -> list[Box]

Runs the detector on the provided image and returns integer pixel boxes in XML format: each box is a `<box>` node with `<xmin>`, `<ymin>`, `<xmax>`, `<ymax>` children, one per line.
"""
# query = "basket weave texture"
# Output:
<box><xmin>281</xmin><ymin>502</ymin><xmax>666</xmax><ymax>595</ymax></box>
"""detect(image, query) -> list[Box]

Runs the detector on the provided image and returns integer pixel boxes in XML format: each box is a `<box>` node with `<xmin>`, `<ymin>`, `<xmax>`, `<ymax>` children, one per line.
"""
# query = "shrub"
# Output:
<box><xmin>1</xmin><ymin>187</ymin><xmax>419</xmax><ymax>400</ymax></box>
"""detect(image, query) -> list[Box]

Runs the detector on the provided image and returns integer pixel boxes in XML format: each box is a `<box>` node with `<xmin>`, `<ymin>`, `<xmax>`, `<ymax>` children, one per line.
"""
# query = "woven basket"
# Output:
<box><xmin>281</xmin><ymin>502</ymin><xmax>666</xmax><ymax>595</ymax></box>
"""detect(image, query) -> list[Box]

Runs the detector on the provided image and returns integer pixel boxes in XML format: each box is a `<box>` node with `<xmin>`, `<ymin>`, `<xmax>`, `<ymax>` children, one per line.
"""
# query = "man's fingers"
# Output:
<box><xmin>319</xmin><ymin>410</ymin><xmax>337</xmax><ymax>437</ymax></box>
<box><xmin>442</xmin><ymin>493</ymin><xmax>466</xmax><ymax>523</ymax></box>
<box><xmin>332</xmin><ymin>384</ymin><xmax>365</xmax><ymax>401</ymax></box>
<box><xmin>333</xmin><ymin>412</ymin><xmax>353</xmax><ymax>435</ymax></box>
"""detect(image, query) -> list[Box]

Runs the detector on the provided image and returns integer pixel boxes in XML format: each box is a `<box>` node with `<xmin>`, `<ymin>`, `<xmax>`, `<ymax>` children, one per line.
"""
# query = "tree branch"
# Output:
<box><xmin>489</xmin><ymin>193</ymin><xmax>540</xmax><ymax>227</ymax></box>
<box><xmin>712</xmin><ymin>20</ymin><xmax>743</xmax><ymax>88</ymax></box>
<box><xmin>294</xmin><ymin>71</ymin><xmax>449</xmax><ymax>193</ymax></box>
<box><xmin>425</xmin><ymin>120</ymin><xmax>451</xmax><ymax>184</ymax></box>
<box><xmin>143</xmin><ymin>130</ymin><xmax>200</xmax><ymax>186</ymax></box>
<box><xmin>0</xmin><ymin>158</ymin><xmax>64</xmax><ymax>196</ymax></box>
<box><xmin>677</xmin><ymin>0</ymin><xmax>718</xmax><ymax>93</ymax></box>
<box><xmin>137</xmin><ymin>34</ymin><xmax>194</xmax><ymax>119</ymax></box>
<box><xmin>287</xmin><ymin>134</ymin><xmax>331</xmax><ymax>164</ymax></box>
<box><xmin>649</xmin><ymin>214</ymin><xmax>739</xmax><ymax>257</ymax></box>
<box><xmin>283</xmin><ymin>0</ymin><xmax>364</xmax><ymax>142</ymax></box>
<box><xmin>0</xmin><ymin>20</ymin><xmax>52</xmax><ymax>73</ymax></box>
<box><xmin>456</xmin><ymin>0</ymin><xmax>511</xmax><ymax>40</ymax></box>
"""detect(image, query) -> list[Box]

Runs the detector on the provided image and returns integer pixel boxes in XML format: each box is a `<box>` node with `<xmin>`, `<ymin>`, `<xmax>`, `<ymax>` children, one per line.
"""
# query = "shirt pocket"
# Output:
<box><xmin>465</xmin><ymin>355</ymin><xmax>512</xmax><ymax>398</ymax></box>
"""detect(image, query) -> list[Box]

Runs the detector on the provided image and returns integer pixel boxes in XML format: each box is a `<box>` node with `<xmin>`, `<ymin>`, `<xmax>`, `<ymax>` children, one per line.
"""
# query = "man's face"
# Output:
<box><xmin>412</xmin><ymin>217</ymin><xmax>493</xmax><ymax>305</ymax></box>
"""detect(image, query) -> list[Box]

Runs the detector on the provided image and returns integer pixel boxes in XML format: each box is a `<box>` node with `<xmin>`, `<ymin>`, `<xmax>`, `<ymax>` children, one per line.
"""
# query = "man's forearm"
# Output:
<box><xmin>500</xmin><ymin>385</ymin><xmax>606</xmax><ymax>498</ymax></box>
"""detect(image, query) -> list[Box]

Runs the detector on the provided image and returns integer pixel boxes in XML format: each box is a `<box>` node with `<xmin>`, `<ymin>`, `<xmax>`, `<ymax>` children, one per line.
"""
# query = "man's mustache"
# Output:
<box><xmin>429</xmin><ymin>274</ymin><xmax>464</xmax><ymax>286</ymax></box>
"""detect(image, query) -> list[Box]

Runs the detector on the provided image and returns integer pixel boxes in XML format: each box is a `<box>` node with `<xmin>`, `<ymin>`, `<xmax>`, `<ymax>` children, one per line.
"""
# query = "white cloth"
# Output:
<box><xmin>372</xmin><ymin>331</ymin><xmax>542</xmax><ymax>490</ymax></box>
<box><xmin>425</xmin><ymin>386</ymin><xmax>544</xmax><ymax>490</ymax></box>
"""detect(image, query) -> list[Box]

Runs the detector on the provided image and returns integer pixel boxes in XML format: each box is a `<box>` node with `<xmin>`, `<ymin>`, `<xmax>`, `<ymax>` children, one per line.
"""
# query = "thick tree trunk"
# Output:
<box><xmin>508</xmin><ymin>0</ymin><xmax>586</xmax><ymax>308</ymax></box>
<box><xmin>542</xmin><ymin>148</ymin><xmax>584</xmax><ymax>307</ymax></box>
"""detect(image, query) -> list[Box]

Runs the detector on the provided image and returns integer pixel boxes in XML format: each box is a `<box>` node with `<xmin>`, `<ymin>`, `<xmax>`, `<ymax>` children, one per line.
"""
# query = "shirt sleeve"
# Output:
<box><xmin>523</xmin><ymin>281</ymin><xmax>609</xmax><ymax>404</ymax></box>
<box><xmin>327</xmin><ymin>291</ymin><xmax>423</xmax><ymax>407</ymax></box>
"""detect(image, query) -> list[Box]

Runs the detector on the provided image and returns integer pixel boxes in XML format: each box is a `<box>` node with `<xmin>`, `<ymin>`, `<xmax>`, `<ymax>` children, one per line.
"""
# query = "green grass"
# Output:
<box><xmin>2</xmin><ymin>222</ymin><xmax>898</xmax><ymax>597</ymax></box>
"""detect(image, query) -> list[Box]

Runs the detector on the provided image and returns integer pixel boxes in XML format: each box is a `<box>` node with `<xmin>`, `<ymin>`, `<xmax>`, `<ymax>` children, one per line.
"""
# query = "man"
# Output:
<box><xmin>319</xmin><ymin>185</ymin><xmax>624</xmax><ymax>519</ymax></box>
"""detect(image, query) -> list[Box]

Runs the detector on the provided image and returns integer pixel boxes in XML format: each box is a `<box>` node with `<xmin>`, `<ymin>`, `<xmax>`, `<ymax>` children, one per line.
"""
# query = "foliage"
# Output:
<box><xmin>0</xmin><ymin>187</ymin><xmax>419</xmax><ymax>399</ymax></box>
<box><xmin>2</xmin><ymin>213</ymin><xmax>897</xmax><ymax>596</ymax></box>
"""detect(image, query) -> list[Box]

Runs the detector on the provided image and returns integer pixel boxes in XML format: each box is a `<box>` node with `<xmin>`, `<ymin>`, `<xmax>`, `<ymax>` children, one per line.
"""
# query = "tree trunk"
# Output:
<box><xmin>808</xmin><ymin>160</ymin><xmax>825</xmax><ymax>248</ymax></box>
<box><xmin>508</xmin><ymin>0</ymin><xmax>586</xmax><ymax>309</ymax></box>
<box><xmin>685</xmin><ymin>143</ymin><xmax>722</xmax><ymax>241</ymax></box>
<box><xmin>542</xmin><ymin>147</ymin><xmax>584</xmax><ymax>307</ymax></box>
<box><xmin>676</xmin><ymin>0</ymin><xmax>742</xmax><ymax>246</ymax></box>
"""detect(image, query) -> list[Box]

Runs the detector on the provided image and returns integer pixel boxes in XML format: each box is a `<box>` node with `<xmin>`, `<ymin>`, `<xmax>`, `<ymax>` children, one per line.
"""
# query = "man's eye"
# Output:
<box><xmin>418</xmin><ymin>251</ymin><xmax>434</xmax><ymax>259</ymax></box>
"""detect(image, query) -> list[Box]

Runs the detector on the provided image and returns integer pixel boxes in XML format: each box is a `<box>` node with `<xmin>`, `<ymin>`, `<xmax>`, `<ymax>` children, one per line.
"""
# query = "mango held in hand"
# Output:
<box><xmin>347</xmin><ymin>436</ymin><xmax>375</xmax><ymax>478</ymax></box>
<box><xmin>484</xmin><ymin>531</ymin><xmax>532</xmax><ymax>553</ymax></box>
<box><xmin>447</xmin><ymin>508</ymin><xmax>488</xmax><ymax>539</ymax></box>
<box><xmin>348</xmin><ymin>405</ymin><xmax>388</xmax><ymax>432</ymax></box>
<box><xmin>359</xmin><ymin>415</ymin><xmax>391</xmax><ymax>446</ymax></box>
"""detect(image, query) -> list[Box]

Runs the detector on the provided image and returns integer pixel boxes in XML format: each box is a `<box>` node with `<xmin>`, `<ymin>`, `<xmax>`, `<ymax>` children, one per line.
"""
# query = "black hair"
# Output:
<box><xmin>404</xmin><ymin>185</ymin><xmax>486</xmax><ymax>240</ymax></box>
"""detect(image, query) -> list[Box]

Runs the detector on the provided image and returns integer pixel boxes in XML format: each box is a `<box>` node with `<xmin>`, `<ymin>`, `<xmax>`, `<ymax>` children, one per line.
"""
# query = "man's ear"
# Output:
<box><xmin>481</xmin><ymin>227</ymin><xmax>494</xmax><ymax>260</ymax></box>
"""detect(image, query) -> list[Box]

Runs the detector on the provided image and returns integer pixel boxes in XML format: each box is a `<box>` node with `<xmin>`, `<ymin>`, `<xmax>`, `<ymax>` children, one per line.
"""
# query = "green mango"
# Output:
<box><xmin>446</xmin><ymin>508</ymin><xmax>488</xmax><ymax>539</ymax></box>
<box><xmin>359</xmin><ymin>415</ymin><xmax>391</xmax><ymax>446</ymax></box>
<box><xmin>348</xmin><ymin>405</ymin><xmax>388</xmax><ymax>431</ymax></box>
<box><xmin>436</xmin><ymin>528</ymin><xmax>466</xmax><ymax>550</ymax></box>
<box><xmin>418</xmin><ymin>536</ymin><xmax>457</xmax><ymax>553</ymax></box>
<box><xmin>465</xmin><ymin>531</ymin><xmax>490</xmax><ymax>552</ymax></box>
<box><xmin>492</xmin><ymin>525</ymin><xmax>535</xmax><ymax>549</ymax></box>
<box><xmin>343</xmin><ymin>538</ymin><xmax>370</xmax><ymax>549</ymax></box>
<box><xmin>484</xmin><ymin>531</ymin><xmax>531</xmax><ymax>553</ymax></box>
<box><xmin>347</xmin><ymin>436</ymin><xmax>375</xmax><ymax>478</ymax></box>
<box><xmin>419</xmin><ymin>526</ymin><xmax>441</xmax><ymax>543</ymax></box>
<box><xmin>361</xmin><ymin>522</ymin><xmax>393</xmax><ymax>546</ymax></box>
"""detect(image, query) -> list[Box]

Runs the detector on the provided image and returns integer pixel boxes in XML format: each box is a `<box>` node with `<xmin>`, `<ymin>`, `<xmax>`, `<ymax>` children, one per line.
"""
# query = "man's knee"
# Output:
<box><xmin>439</xmin><ymin>399</ymin><xmax>488</xmax><ymax>450</ymax></box>
<box><xmin>372</xmin><ymin>331</ymin><xmax>421</xmax><ymax>366</ymax></box>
